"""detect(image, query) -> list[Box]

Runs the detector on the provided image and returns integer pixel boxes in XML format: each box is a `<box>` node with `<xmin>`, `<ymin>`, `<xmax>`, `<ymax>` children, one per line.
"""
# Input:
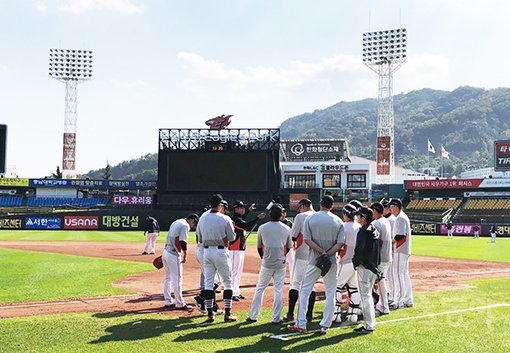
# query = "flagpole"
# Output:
<box><xmin>441</xmin><ymin>144</ymin><xmax>444</xmax><ymax>178</ymax></box>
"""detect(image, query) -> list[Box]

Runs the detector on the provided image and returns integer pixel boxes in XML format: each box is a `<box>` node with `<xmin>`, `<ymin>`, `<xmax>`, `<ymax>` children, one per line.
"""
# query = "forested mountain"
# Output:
<box><xmin>81</xmin><ymin>86</ymin><xmax>510</xmax><ymax>179</ymax></box>
<box><xmin>280</xmin><ymin>86</ymin><xmax>510</xmax><ymax>175</ymax></box>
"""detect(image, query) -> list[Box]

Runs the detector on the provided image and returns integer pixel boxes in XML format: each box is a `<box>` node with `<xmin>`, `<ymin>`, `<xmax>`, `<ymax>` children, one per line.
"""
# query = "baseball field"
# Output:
<box><xmin>0</xmin><ymin>232</ymin><xmax>509</xmax><ymax>353</ymax></box>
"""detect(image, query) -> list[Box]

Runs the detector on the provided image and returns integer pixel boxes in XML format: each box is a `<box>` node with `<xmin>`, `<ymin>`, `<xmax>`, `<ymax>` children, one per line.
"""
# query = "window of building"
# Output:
<box><xmin>347</xmin><ymin>174</ymin><xmax>366</xmax><ymax>188</ymax></box>
<box><xmin>323</xmin><ymin>174</ymin><xmax>340</xmax><ymax>188</ymax></box>
<box><xmin>284</xmin><ymin>174</ymin><xmax>316</xmax><ymax>189</ymax></box>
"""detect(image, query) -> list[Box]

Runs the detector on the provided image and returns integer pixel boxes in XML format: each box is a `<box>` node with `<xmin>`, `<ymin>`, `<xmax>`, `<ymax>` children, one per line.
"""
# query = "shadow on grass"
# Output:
<box><xmin>174</xmin><ymin>319</ymin><xmax>359</xmax><ymax>353</ymax></box>
<box><xmin>89</xmin><ymin>316</ymin><xmax>196</xmax><ymax>344</ymax></box>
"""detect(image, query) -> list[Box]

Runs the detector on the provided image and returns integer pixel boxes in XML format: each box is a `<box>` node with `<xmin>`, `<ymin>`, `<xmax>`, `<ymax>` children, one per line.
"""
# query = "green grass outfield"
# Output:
<box><xmin>1</xmin><ymin>230</ymin><xmax>509</xmax><ymax>262</ymax></box>
<box><xmin>0</xmin><ymin>248</ymin><xmax>152</xmax><ymax>303</ymax></box>
<box><xmin>0</xmin><ymin>277</ymin><xmax>509</xmax><ymax>352</ymax></box>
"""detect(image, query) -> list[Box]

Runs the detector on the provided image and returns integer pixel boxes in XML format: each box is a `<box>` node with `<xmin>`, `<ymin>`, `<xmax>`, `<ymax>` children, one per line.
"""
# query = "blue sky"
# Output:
<box><xmin>1</xmin><ymin>0</ymin><xmax>509</xmax><ymax>177</ymax></box>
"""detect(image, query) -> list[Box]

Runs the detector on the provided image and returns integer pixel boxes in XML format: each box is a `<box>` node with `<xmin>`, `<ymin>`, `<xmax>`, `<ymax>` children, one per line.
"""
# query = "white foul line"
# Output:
<box><xmin>270</xmin><ymin>303</ymin><xmax>510</xmax><ymax>341</ymax></box>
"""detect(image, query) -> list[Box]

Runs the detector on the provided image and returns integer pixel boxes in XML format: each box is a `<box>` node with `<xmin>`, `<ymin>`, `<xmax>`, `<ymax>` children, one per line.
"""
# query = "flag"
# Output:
<box><xmin>441</xmin><ymin>145</ymin><xmax>450</xmax><ymax>159</ymax></box>
<box><xmin>427</xmin><ymin>139</ymin><xmax>436</xmax><ymax>154</ymax></box>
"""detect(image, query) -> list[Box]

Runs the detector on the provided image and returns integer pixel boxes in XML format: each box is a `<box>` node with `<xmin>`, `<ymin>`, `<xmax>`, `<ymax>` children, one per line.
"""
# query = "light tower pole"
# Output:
<box><xmin>362</xmin><ymin>28</ymin><xmax>407</xmax><ymax>184</ymax></box>
<box><xmin>49</xmin><ymin>48</ymin><xmax>93</xmax><ymax>178</ymax></box>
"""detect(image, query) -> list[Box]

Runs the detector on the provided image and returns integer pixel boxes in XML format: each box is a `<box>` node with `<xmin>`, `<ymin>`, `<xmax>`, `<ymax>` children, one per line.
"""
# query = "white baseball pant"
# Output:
<box><xmin>229</xmin><ymin>250</ymin><xmax>245</xmax><ymax>297</ymax></box>
<box><xmin>376</xmin><ymin>261</ymin><xmax>391</xmax><ymax>314</ymax></box>
<box><xmin>162</xmin><ymin>249</ymin><xmax>185</xmax><ymax>307</ymax></box>
<box><xmin>286</xmin><ymin>250</ymin><xmax>295</xmax><ymax>280</ymax></box>
<box><xmin>392</xmin><ymin>252</ymin><xmax>413</xmax><ymax>307</ymax></box>
<box><xmin>144</xmin><ymin>232</ymin><xmax>159</xmax><ymax>253</ymax></box>
<box><xmin>336</xmin><ymin>261</ymin><xmax>361</xmax><ymax>322</ymax></box>
<box><xmin>203</xmin><ymin>247</ymin><xmax>232</xmax><ymax>291</ymax></box>
<box><xmin>357</xmin><ymin>265</ymin><xmax>377</xmax><ymax>331</ymax></box>
<box><xmin>248</xmin><ymin>266</ymin><xmax>286</xmax><ymax>322</ymax></box>
<box><xmin>296</xmin><ymin>261</ymin><xmax>338</xmax><ymax>329</ymax></box>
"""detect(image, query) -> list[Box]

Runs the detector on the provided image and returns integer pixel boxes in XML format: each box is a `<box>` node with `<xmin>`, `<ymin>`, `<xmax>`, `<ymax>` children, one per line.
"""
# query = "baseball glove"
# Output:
<box><xmin>153</xmin><ymin>255</ymin><xmax>163</xmax><ymax>269</ymax></box>
<box><xmin>315</xmin><ymin>254</ymin><xmax>332</xmax><ymax>276</ymax></box>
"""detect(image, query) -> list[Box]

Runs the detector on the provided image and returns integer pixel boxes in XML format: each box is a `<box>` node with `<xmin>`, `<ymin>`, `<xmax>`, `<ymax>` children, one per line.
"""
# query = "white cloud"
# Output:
<box><xmin>177</xmin><ymin>51</ymin><xmax>451</xmax><ymax>105</ymax></box>
<box><xmin>56</xmin><ymin>0</ymin><xmax>144</xmax><ymax>14</ymax></box>
<box><xmin>34</xmin><ymin>1</ymin><xmax>48</xmax><ymax>12</ymax></box>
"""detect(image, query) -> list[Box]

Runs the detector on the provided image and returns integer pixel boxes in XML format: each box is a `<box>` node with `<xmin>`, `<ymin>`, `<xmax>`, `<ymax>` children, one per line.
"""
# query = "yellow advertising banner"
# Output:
<box><xmin>0</xmin><ymin>178</ymin><xmax>29</xmax><ymax>187</ymax></box>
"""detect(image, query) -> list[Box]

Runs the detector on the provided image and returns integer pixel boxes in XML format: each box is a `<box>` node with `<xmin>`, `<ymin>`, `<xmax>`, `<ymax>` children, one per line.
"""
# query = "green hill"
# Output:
<box><xmin>82</xmin><ymin>86</ymin><xmax>510</xmax><ymax>179</ymax></box>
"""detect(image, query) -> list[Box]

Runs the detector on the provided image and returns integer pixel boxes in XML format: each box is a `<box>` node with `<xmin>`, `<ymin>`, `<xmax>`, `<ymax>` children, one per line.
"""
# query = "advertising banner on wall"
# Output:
<box><xmin>282</xmin><ymin>140</ymin><xmax>345</xmax><ymax>161</ymax></box>
<box><xmin>411</xmin><ymin>222</ymin><xmax>437</xmax><ymax>235</ymax></box>
<box><xmin>376</xmin><ymin>136</ymin><xmax>391</xmax><ymax>175</ymax></box>
<box><xmin>439</xmin><ymin>224</ymin><xmax>481</xmax><ymax>236</ymax></box>
<box><xmin>494</xmin><ymin>140</ymin><xmax>510</xmax><ymax>171</ymax></box>
<box><xmin>0</xmin><ymin>178</ymin><xmax>29</xmax><ymax>187</ymax></box>
<box><xmin>29</xmin><ymin>179</ymin><xmax>157</xmax><ymax>190</ymax></box>
<box><xmin>0</xmin><ymin>218</ymin><xmax>22</xmax><ymax>229</ymax></box>
<box><xmin>64</xmin><ymin>216</ymin><xmax>99</xmax><ymax>230</ymax></box>
<box><xmin>484</xmin><ymin>224</ymin><xmax>510</xmax><ymax>237</ymax></box>
<box><xmin>112</xmin><ymin>195</ymin><xmax>153</xmax><ymax>205</ymax></box>
<box><xmin>25</xmin><ymin>217</ymin><xmax>61</xmax><ymax>229</ymax></box>
<box><xmin>406</xmin><ymin>178</ymin><xmax>510</xmax><ymax>190</ymax></box>
<box><xmin>101</xmin><ymin>215</ymin><xmax>139</xmax><ymax>230</ymax></box>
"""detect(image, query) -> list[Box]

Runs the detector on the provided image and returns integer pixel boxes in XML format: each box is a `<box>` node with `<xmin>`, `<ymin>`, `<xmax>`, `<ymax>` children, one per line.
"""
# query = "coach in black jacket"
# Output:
<box><xmin>352</xmin><ymin>207</ymin><xmax>381</xmax><ymax>334</ymax></box>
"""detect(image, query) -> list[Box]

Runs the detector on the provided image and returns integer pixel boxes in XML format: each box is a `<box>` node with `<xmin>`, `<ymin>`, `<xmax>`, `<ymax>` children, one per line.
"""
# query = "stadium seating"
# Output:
<box><xmin>406</xmin><ymin>199</ymin><xmax>461</xmax><ymax>211</ymax></box>
<box><xmin>0</xmin><ymin>196</ymin><xmax>23</xmax><ymax>206</ymax></box>
<box><xmin>26</xmin><ymin>197</ymin><xmax>109</xmax><ymax>207</ymax></box>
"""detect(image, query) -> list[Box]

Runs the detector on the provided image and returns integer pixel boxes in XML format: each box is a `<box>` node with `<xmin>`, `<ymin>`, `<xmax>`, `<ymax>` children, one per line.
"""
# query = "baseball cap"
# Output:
<box><xmin>298</xmin><ymin>198</ymin><xmax>312</xmax><ymax>207</ymax></box>
<box><xmin>320</xmin><ymin>195</ymin><xmax>334</xmax><ymax>208</ymax></box>
<box><xmin>349</xmin><ymin>200</ymin><xmax>363</xmax><ymax>210</ymax></box>
<box><xmin>388</xmin><ymin>198</ymin><xmax>402</xmax><ymax>208</ymax></box>
<box><xmin>342</xmin><ymin>204</ymin><xmax>357</xmax><ymax>218</ymax></box>
<box><xmin>269</xmin><ymin>203</ymin><xmax>284</xmax><ymax>220</ymax></box>
<box><xmin>187</xmin><ymin>213</ymin><xmax>200</xmax><ymax>224</ymax></box>
<box><xmin>381</xmin><ymin>199</ymin><xmax>390</xmax><ymax>208</ymax></box>
<box><xmin>220</xmin><ymin>199</ymin><xmax>229</xmax><ymax>208</ymax></box>
<box><xmin>369</xmin><ymin>202</ymin><xmax>384</xmax><ymax>214</ymax></box>
<box><xmin>233</xmin><ymin>200</ymin><xmax>245</xmax><ymax>208</ymax></box>
<box><xmin>356</xmin><ymin>206</ymin><xmax>374</xmax><ymax>221</ymax></box>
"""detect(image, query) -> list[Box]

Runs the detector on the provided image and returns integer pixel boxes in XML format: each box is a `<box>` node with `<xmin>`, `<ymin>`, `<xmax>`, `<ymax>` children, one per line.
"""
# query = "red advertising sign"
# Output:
<box><xmin>376</xmin><ymin>136</ymin><xmax>391</xmax><ymax>175</ymax></box>
<box><xmin>406</xmin><ymin>179</ymin><xmax>484</xmax><ymax>190</ymax></box>
<box><xmin>439</xmin><ymin>224</ymin><xmax>480</xmax><ymax>236</ymax></box>
<box><xmin>495</xmin><ymin>140</ymin><xmax>510</xmax><ymax>171</ymax></box>
<box><xmin>112</xmin><ymin>195</ymin><xmax>153</xmax><ymax>205</ymax></box>
<box><xmin>64</xmin><ymin>216</ymin><xmax>99</xmax><ymax>229</ymax></box>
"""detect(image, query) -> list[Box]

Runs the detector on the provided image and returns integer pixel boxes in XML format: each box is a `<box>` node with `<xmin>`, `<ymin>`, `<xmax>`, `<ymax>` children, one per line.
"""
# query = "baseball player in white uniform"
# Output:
<box><xmin>335</xmin><ymin>204</ymin><xmax>362</xmax><ymax>325</ymax></box>
<box><xmin>370</xmin><ymin>202</ymin><xmax>392</xmax><ymax>315</ymax></box>
<box><xmin>283</xmin><ymin>199</ymin><xmax>316</xmax><ymax>322</ymax></box>
<box><xmin>246</xmin><ymin>204</ymin><xmax>293</xmax><ymax>323</ymax></box>
<box><xmin>287</xmin><ymin>195</ymin><xmax>345</xmax><ymax>335</ymax></box>
<box><xmin>382</xmin><ymin>199</ymin><xmax>397</xmax><ymax>305</ymax></box>
<box><xmin>143</xmin><ymin>216</ymin><xmax>160</xmax><ymax>255</ymax></box>
<box><xmin>196</xmin><ymin>194</ymin><xmax>237</xmax><ymax>322</ymax></box>
<box><xmin>162</xmin><ymin>213</ymin><xmax>199</xmax><ymax>311</ymax></box>
<box><xmin>389</xmin><ymin>198</ymin><xmax>413</xmax><ymax>309</ymax></box>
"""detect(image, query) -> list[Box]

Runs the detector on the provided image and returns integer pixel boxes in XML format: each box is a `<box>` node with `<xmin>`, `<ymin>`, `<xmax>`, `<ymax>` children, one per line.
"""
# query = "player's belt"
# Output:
<box><xmin>204</xmin><ymin>246</ymin><xmax>225</xmax><ymax>249</ymax></box>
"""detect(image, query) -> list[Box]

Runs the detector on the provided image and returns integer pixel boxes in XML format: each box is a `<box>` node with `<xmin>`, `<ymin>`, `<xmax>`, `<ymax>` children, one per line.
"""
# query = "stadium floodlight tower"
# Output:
<box><xmin>49</xmin><ymin>48</ymin><xmax>93</xmax><ymax>178</ymax></box>
<box><xmin>362</xmin><ymin>28</ymin><xmax>407</xmax><ymax>184</ymax></box>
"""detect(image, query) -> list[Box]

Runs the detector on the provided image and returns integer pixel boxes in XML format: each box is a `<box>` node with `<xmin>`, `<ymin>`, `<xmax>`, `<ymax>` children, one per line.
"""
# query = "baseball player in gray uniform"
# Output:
<box><xmin>196</xmin><ymin>194</ymin><xmax>237</xmax><ymax>322</ymax></box>
<box><xmin>335</xmin><ymin>204</ymin><xmax>362</xmax><ymax>325</ymax></box>
<box><xmin>287</xmin><ymin>195</ymin><xmax>345</xmax><ymax>335</ymax></box>
<box><xmin>388</xmin><ymin>198</ymin><xmax>413</xmax><ymax>309</ymax></box>
<box><xmin>370</xmin><ymin>202</ymin><xmax>392</xmax><ymax>315</ymax></box>
<box><xmin>246</xmin><ymin>204</ymin><xmax>293</xmax><ymax>323</ymax></box>
<box><xmin>162</xmin><ymin>213</ymin><xmax>199</xmax><ymax>311</ymax></box>
<box><xmin>283</xmin><ymin>198</ymin><xmax>316</xmax><ymax>322</ymax></box>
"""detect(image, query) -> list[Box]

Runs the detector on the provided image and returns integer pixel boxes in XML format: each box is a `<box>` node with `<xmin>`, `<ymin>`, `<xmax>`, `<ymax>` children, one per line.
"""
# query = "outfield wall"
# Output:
<box><xmin>0</xmin><ymin>209</ymin><xmax>197</xmax><ymax>231</ymax></box>
<box><xmin>412</xmin><ymin>222</ymin><xmax>510</xmax><ymax>237</ymax></box>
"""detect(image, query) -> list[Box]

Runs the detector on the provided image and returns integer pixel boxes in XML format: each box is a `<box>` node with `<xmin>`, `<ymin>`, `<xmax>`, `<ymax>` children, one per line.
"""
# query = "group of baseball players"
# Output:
<box><xmin>156</xmin><ymin>193</ymin><xmax>414</xmax><ymax>334</ymax></box>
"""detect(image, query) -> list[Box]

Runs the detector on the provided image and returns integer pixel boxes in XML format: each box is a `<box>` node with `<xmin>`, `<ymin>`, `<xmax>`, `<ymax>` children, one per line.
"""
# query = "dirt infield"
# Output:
<box><xmin>1</xmin><ymin>240</ymin><xmax>510</xmax><ymax>319</ymax></box>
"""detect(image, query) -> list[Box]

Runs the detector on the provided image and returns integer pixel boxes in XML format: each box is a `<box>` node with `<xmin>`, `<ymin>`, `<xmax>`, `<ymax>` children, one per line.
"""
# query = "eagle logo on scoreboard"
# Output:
<box><xmin>205</xmin><ymin>114</ymin><xmax>233</xmax><ymax>130</ymax></box>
